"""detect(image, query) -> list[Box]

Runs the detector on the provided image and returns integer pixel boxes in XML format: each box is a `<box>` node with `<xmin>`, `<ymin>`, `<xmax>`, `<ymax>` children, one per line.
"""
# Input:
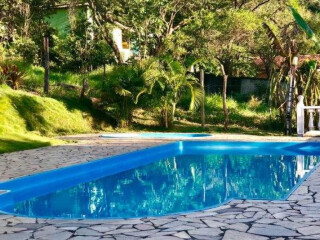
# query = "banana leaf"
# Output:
<box><xmin>290</xmin><ymin>6</ymin><xmax>319</xmax><ymax>47</ymax></box>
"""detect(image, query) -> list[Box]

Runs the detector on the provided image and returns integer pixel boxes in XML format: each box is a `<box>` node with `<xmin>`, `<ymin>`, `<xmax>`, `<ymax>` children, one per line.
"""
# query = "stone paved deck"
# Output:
<box><xmin>1</xmin><ymin>134</ymin><xmax>320</xmax><ymax>240</ymax></box>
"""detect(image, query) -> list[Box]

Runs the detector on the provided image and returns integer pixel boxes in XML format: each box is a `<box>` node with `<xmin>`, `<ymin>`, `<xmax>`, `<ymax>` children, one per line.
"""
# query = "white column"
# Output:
<box><xmin>296</xmin><ymin>155</ymin><xmax>305</xmax><ymax>178</ymax></box>
<box><xmin>309</xmin><ymin>156</ymin><xmax>315</xmax><ymax>170</ymax></box>
<box><xmin>308</xmin><ymin>109</ymin><xmax>315</xmax><ymax>131</ymax></box>
<box><xmin>318</xmin><ymin>109</ymin><xmax>320</xmax><ymax>130</ymax></box>
<box><xmin>296</xmin><ymin>95</ymin><xmax>305</xmax><ymax>136</ymax></box>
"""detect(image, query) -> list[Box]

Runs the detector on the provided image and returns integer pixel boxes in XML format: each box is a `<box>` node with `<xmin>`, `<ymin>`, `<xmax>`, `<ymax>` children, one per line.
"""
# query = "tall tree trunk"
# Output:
<box><xmin>43</xmin><ymin>36</ymin><xmax>50</xmax><ymax>95</ymax></box>
<box><xmin>164</xmin><ymin>107</ymin><xmax>168</xmax><ymax>129</ymax></box>
<box><xmin>103</xmin><ymin>28</ymin><xmax>123</xmax><ymax>64</ymax></box>
<box><xmin>220</xmin><ymin>64</ymin><xmax>229</xmax><ymax>130</ymax></box>
<box><xmin>81</xmin><ymin>78</ymin><xmax>89</xmax><ymax>99</ymax></box>
<box><xmin>153</xmin><ymin>37</ymin><xmax>164</xmax><ymax>56</ymax></box>
<box><xmin>143</xmin><ymin>32</ymin><xmax>148</xmax><ymax>59</ymax></box>
<box><xmin>200</xmin><ymin>69</ymin><xmax>205</xmax><ymax>128</ymax></box>
<box><xmin>87</xmin><ymin>1</ymin><xmax>123</xmax><ymax>64</ymax></box>
<box><xmin>172</xmin><ymin>102</ymin><xmax>176</xmax><ymax>124</ymax></box>
<box><xmin>285</xmin><ymin>62</ymin><xmax>297</xmax><ymax>135</ymax></box>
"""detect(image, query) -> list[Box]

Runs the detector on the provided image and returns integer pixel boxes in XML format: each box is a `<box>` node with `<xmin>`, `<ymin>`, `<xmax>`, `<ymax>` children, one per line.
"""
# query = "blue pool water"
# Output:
<box><xmin>101</xmin><ymin>132</ymin><xmax>212</xmax><ymax>138</ymax></box>
<box><xmin>0</xmin><ymin>141</ymin><xmax>320</xmax><ymax>219</ymax></box>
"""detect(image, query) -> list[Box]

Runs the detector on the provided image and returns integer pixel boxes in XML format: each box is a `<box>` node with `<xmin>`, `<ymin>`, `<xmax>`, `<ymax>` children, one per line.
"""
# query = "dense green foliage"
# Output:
<box><xmin>176</xmin><ymin>94</ymin><xmax>281</xmax><ymax>133</ymax></box>
<box><xmin>1</xmin><ymin>0</ymin><xmax>320</xmax><ymax>152</ymax></box>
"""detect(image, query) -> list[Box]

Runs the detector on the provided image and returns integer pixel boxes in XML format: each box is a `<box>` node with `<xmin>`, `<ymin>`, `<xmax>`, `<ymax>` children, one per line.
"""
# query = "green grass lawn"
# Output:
<box><xmin>0</xmin><ymin>85</ymin><xmax>110</xmax><ymax>153</ymax></box>
<box><xmin>132</xmin><ymin>94</ymin><xmax>283</xmax><ymax>136</ymax></box>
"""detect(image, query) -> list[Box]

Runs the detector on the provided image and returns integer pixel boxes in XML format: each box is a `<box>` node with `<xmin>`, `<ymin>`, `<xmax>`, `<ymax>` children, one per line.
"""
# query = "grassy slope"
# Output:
<box><xmin>12</xmin><ymin>60</ymin><xmax>83</xmax><ymax>90</ymax></box>
<box><xmin>0</xmin><ymin>61</ymin><xmax>282</xmax><ymax>153</ymax></box>
<box><xmin>0</xmin><ymin>85</ymin><xmax>109</xmax><ymax>153</ymax></box>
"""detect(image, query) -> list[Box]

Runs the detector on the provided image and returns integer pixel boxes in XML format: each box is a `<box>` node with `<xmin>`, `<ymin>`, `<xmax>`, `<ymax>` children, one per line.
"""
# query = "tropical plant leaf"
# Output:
<box><xmin>167</xmin><ymin>60</ymin><xmax>185</xmax><ymax>75</ymax></box>
<box><xmin>184</xmin><ymin>56</ymin><xmax>203</xmax><ymax>69</ymax></box>
<box><xmin>114</xmin><ymin>86</ymin><xmax>132</xmax><ymax>97</ymax></box>
<box><xmin>290</xmin><ymin>6</ymin><xmax>319</xmax><ymax>47</ymax></box>
<box><xmin>156</xmin><ymin>79</ymin><xmax>165</xmax><ymax>91</ymax></box>
<box><xmin>263</xmin><ymin>23</ymin><xmax>286</xmax><ymax>57</ymax></box>
<box><xmin>188</xmin><ymin>84</ymin><xmax>204</xmax><ymax>111</ymax></box>
<box><xmin>134</xmin><ymin>88</ymin><xmax>148</xmax><ymax>104</ymax></box>
<box><xmin>301</xmin><ymin>60</ymin><xmax>318</xmax><ymax>96</ymax></box>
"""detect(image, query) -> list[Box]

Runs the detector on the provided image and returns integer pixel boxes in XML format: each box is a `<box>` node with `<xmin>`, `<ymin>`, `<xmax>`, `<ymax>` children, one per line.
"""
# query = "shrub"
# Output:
<box><xmin>0</xmin><ymin>64</ymin><xmax>24</xmax><ymax>89</ymax></box>
<box><xmin>98</xmin><ymin>64</ymin><xmax>145</xmax><ymax>127</ymax></box>
<box><xmin>201</xmin><ymin>93</ymin><xmax>282</xmax><ymax>131</ymax></box>
<box><xmin>13</xmin><ymin>38</ymin><xmax>40</xmax><ymax>64</ymax></box>
<box><xmin>51</xmin><ymin>34</ymin><xmax>114</xmax><ymax>72</ymax></box>
<box><xmin>0</xmin><ymin>44</ymin><xmax>5</xmax><ymax>62</ymax></box>
<box><xmin>248</xmin><ymin>96</ymin><xmax>262</xmax><ymax>110</ymax></box>
<box><xmin>0</xmin><ymin>65</ymin><xmax>6</xmax><ymax>85</ymax></box>
<box><xmin>141</xmin><ymin>57</ymin><xmax>203</xmax><ymax>128</ymax></box>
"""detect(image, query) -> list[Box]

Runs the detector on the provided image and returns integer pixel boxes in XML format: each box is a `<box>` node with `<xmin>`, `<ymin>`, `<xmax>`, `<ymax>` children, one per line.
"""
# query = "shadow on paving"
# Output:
<box><xmin>0</xmin><ymin>138</ymin><xmax>52</xmax><ymax>154</ymax></box>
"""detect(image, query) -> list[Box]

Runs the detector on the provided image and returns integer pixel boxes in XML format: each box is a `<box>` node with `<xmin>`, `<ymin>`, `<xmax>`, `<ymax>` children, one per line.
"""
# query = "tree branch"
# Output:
<box><xmin>172</xmin><ymin>18</ymin><xmax>191</xmax><ymax>32</ymax></box>
<box><xmin>238</xmin><ymin>0</ymin><xmax>247</xmax><ymax>9</ymax></box>
<box><xmin>87</xmin><ymin>0</ymin><xmax>123</xmax><ymax>64</ymax></box>
<box><xmin>103</xmin><ymin>13</ymin><xmax>134</xmax><ymax>32</ymax></box>
<box><xmin>252</xmin><ymin>0</ymin><xmax>271</xmax><ymax>11</ymax></box>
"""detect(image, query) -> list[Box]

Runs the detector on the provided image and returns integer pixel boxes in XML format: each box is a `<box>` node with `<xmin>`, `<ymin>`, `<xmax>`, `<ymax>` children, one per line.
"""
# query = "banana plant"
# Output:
<box><xmin>290</xmin><ymin>6</ymin><xmax>319</xmax><ymax>48</ymax></box>
<box><xmin>139</xmin><ymin>57</ymin><xmax>204</xmax><ymax>128</ymax></box>
<box><xmin>263</xmin><ymin>5</ymin><xmax>319</xmax><ymax>130</ymax></box>
<box><xmin>290</xmin><ymin>5</ymin><xmax>320</xmax><ymax>106</ymax></box>
<box><xmin>263</xmin><ymin>22</ymin><xmax>295</xmax><ymax>122</ymax></box>
<box><xmin>297</xmin><ymin>60</ymin><xmax>319</xmax><ymax>106</ymax></box>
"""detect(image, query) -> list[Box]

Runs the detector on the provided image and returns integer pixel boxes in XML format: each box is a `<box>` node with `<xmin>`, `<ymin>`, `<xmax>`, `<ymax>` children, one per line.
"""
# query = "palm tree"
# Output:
<box><xmin>101</xmin><ymin>64</ymin><xmax>145</xmax><ymax>127</ymax></box>
<box><xmin>141</xmin><ymin>57</ymin><xmax>204</xmax><ymax>128</ymax></box>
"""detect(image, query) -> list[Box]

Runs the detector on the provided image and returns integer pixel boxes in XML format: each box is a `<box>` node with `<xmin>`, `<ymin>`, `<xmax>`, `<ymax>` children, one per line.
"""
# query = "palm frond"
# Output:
<box><xmin>161</xmin><ymin>56</ymin><xmax>185</xmax><ymax>75</ymax></box>
<box><xmin>263</xmin><ymin>23</ymin><xmax>286</xmax><ymax>57</ymax></box>
<box><xmin>134</xmin><ymin>88</ymin><xmax>148</xmax><ymax>104</ymax></box>
<box><xmin>185</xmin><ymin>73</ymin><xmax>199</xmax><ymax>83</ymax></box>
<box><xmin>290</xmin><ymin>6</ymin><xmax>319</xmax><ymax>46</ymax></box>
<box><xmin>156</xmin><ymin>79</ymin><xmax>166</xmax><ymax>91</ymax></box>
<box><xmin>189</xmin><ymin>85</ymin><xmax>204</xmax><ymax>111</ymax></box>
<box><xmin>184</xmin><ymin>57</ymin><xmax>203</xmax><ymax>69</ymax></box>
<box><xmin>115</xmin><ymin>86</ymin><xmax>132</xmax><ymax>97</ymax></box>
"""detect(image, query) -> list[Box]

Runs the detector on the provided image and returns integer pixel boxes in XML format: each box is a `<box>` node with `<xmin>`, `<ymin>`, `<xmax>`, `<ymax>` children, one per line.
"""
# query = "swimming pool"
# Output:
<box><xmin>101</xmin><ymin>132</ymin><xmax>212</xmax><ymax>139</ymax></box>
<box><xmin>0</xmin><ymin>141</ymin><xmax>319</xmax><ymax>219</ymax></box>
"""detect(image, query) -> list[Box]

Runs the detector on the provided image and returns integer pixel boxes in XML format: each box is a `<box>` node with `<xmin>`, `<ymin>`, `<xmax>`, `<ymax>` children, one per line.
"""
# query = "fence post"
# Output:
<box><xmin>297</xmin><ymin>95</ymin><xmax>305</xmax><ymax>137</ymax></box>
<box><xmin>43</xmin><ymin>36</ymin><xmax>50</xmax><ymax>95</ymax></box>
<box><xmin>200</xmin><ymin>69</ymin><xmax>205</xmax><ymax>128</ymax></box>
<box><xmin>308</xmin><ymin>110</ymin><xmax>315</xmax><ymax>131</ymax></box>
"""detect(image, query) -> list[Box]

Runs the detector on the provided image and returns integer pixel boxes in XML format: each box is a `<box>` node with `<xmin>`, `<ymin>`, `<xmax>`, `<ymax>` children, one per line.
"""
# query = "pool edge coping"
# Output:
<box><xmin>0</xmin><ymin>140</ymin><xmax>319</xmax><ymax>220</ymax></box>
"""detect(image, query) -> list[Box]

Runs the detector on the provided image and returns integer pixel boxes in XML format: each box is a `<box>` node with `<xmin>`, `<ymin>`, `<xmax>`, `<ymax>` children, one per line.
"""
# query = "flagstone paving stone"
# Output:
<box><xmin>222</xmin><ymin>230</ymin><xmax>269</xmax><ymax>240</ymax></box>
<box><xmin>248</xmin><ymin>225</ymin><xmax>300</xmax><ymax>237</ymax></box>
<box><xmin>1</xmin><ymin>231</ymin><xmax>33</xmax><ymax>240</ymax></box>
<box><xmin>1</xmin><ymin>134</ymin><xmax>320</xmax><ymax>239</ymax></box>
<box><xmin>297</xmin><ymin>226</ymin><xmax>320</xmax><ymax>235</ymax></box>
